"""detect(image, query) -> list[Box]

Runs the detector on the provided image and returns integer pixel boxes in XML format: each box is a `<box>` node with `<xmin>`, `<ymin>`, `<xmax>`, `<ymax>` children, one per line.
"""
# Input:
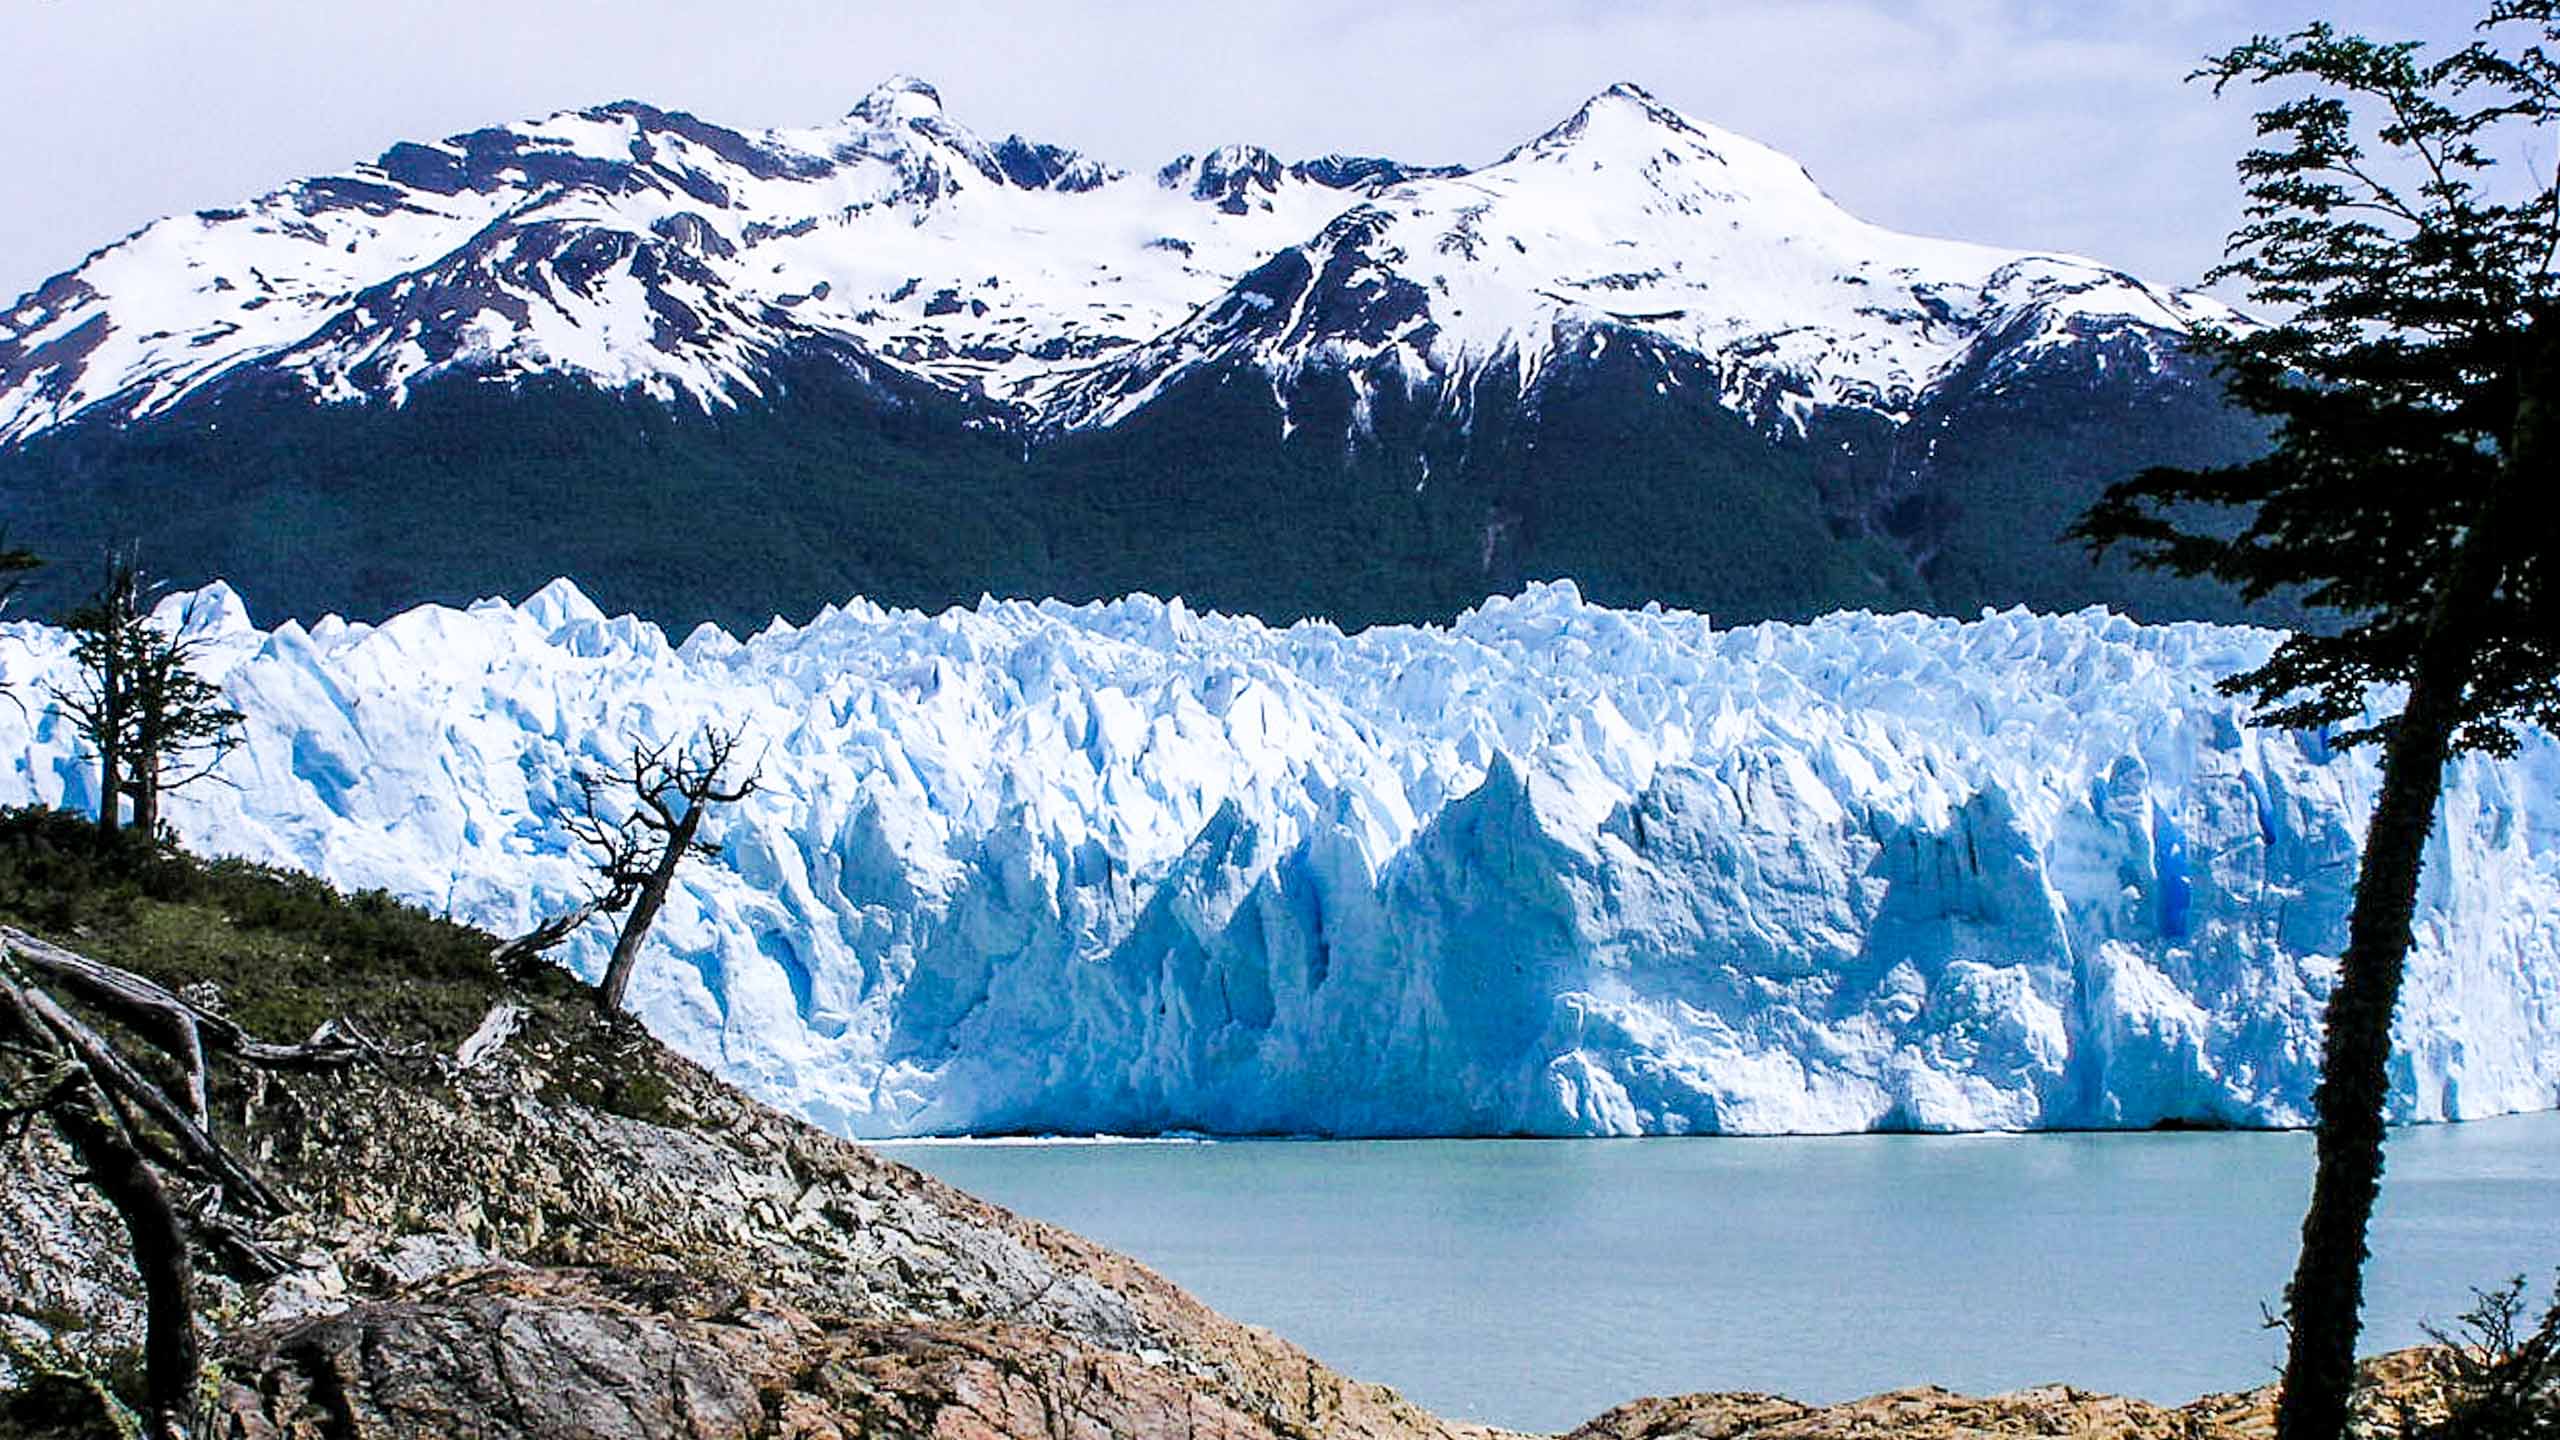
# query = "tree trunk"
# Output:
<box><xmin>98</xmin><ymin>610</ymin><xmax>128</xmax><ymax>837</ymax></box>
<box><xmin>490</xmin><ymin>891</ymin><xmax>623</xmax><ymax>972</ymax></box>
<box><xmin>2272</xmin><ymin>674</ymin><xmax>2457</xmax><ymax>1440</ymax></box>
<box><xmin>51</xmin><ymin>1065</ymin><xmax>202</xmax><ymax>1440</ymax></box>
<box><xmin>96</xmin><ymin>698</ymin><xmax>122</xmax><ymax>837</ymax></box>
<box><xmin>132</xmin><ymin>767</ymin><xmax>160</xmax><ymax>841</ymax></box>
<box><xmin>126</xmin><ymin>652</ymin><xmax>160</xmax><ymax>840</ymax></box>
<box><xmin>2274</xmin><ymin>313</ymin><xmax>2554</xmax><ymax>1440</ymax></box>
<box><xmin>596</xmin><ymin>809</ymin><xmax>700</xmax><ymax>1014</ymax></box>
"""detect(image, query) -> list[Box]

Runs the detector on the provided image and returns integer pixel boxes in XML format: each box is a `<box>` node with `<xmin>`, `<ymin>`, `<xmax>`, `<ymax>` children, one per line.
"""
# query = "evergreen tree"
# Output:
<box><xmin>120</xmin><ymin>630</ymin><xmax>247</xmax><ymax>838</ymax></box>
<box><xmin>2073</xmin><ymin>9</ymin><xmax>2560</xmax><ymax>1440</ymax></box>
<box><xmin>49</xmin><ymin>558</ymin><xmax>245</xmax><ymax>839</ymax></box>
<box><xmin>51</xmin><ymin>559</ymin><xmax>144</xmax><ymax>835</ymax></box>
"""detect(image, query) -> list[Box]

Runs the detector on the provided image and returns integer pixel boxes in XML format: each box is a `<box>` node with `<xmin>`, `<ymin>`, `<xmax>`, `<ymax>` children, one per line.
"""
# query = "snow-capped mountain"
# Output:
<box><xmin>0</xmin><ymin>76</ymin><xmax>1442</xmax><ymax>438</ymax></box>
<box><xmin>3</xmin><ymin>582</ymin><xmax>2552</xmax><ymax>1136</ymax></box>
<box><xmin>0</xmin><ymin>78</ymin><xmax>2223</xmax><ymax>442</ymax></box>
<box><xmin>0</xmin><ymin>79</ymin><xmax>2268</xmax><ymax>634</ymax></box>
<box><xmin>1045</xmin><ymin>83</ymin><xmax>2232</xmax><ymax>434</ymax></box>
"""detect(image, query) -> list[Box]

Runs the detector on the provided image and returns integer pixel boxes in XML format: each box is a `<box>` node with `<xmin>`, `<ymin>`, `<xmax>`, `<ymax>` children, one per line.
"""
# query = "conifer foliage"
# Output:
<box><xmin>47</xmin><ymin>558</ymin><xmax>246</xmax><ymax>840</ymax></box>
<box><xmin>2074</xmin><ymin>8</ymin><xmax>2558</xmax><ymax>1440</ymax></box>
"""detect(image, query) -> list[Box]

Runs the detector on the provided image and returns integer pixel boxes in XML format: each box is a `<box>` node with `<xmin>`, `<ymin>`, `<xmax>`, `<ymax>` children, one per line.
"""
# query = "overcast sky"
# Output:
<box><xmin>0</xmin><ymin>0</ymin><xmax>2491</xmax><ymax>306</ymax></box>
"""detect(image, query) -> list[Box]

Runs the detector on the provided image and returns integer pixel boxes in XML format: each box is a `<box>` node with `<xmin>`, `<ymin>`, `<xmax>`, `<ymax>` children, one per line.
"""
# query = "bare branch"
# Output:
<box><xmin>489</xmin><ymin>891</ymin><xmax>624</xmax><ymax>970</ymax></box>
<box><xmin>14</xmin><ymin>979</ymin><xmax>286</xmax><ymax>1215</ymax></box>
<box><xmin>0</xmin><ymin>962</ymin><xmax>202</xmax><ymax>1440</ymax></box>
<box><xmin>574</xmin><ymin>722</ymin><xmax>769</xmax><ymax>1014</ymax></box>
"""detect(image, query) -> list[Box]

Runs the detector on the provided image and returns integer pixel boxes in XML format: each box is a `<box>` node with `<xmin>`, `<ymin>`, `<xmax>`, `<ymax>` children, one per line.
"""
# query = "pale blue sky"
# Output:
<box><xmin>0</xmin><ymin>1</ymin><xmax>2493</xmax><ymax>304</ymax></box>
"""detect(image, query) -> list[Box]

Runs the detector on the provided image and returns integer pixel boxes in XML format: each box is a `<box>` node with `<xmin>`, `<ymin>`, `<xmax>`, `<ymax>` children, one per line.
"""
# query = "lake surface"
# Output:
<box><xmin>893</xmin><ymin>1113</ymin><xmax>2560</xmax><ymax>1435</ymax></box>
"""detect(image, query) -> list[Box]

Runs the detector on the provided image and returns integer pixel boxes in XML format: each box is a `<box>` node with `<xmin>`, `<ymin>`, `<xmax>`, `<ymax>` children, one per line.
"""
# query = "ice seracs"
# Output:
<box><xmin>3</xmin><ymin>580</ymin><xmax>2554</xmax><ymax>1137</ymax></box>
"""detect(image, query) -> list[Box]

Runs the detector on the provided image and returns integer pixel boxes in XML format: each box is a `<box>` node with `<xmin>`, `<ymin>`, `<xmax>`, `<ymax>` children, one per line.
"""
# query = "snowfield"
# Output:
<box><xmin>3</xmin><ymin>579</ymin><xmax>2554</xmax><ymax>1136</ymax></box>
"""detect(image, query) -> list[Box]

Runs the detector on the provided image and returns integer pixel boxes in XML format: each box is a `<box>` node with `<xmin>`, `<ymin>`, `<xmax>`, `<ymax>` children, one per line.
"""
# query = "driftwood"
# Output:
<box><xmin>0</xmin><ymin>929</ymin><xmax>379</xmax><ymax>1439</ymax></box>
<box><xmin>13</xmin><ymin>977</ymin><xmax>287</xmax><ymax>1215</ymax></box>
<box><xmin>453</xmin><ymin>1001</ymin><xmax>526</xmax><ymax>1072</ymax></box>
<box><xmin>1</xmin><ymin>923</ymin><xmax>371</xmax><ymax>1079</ymax></box>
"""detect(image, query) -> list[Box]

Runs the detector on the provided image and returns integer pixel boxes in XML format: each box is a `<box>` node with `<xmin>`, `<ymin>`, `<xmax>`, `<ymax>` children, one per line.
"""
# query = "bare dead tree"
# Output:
<box><xmin>592</xmin><ymin>726</ymin><xmax>761</xmax><ymax>1014</ymax></box>
<box><xmin>492</xmin><ymin>725</ymin><xmax>762</xmax><ymax>1014</ymax></box>
<box><xmin>486</xmin><ymin>756</ymin><xmax>662</xmax><ymax>973</ymax></box>
<box><xmin>487</xmin><ymin>820</ymin><xmax>646</xmax><ymax>975</ymax></box>
<box><xmin>0</xmin><ymin>928</ymin><xmax>368</xmax><ymax>1440</ymax></box>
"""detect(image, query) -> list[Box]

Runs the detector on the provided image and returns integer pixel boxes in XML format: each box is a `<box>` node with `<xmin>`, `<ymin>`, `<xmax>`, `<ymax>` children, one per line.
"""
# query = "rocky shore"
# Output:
<box><xmin>4</xmin><ymin>979</ymin><xmax>2456</xmax><ymax>1440</ymax></box>
<box><xmin>1567</xmin><ymin>1351</ymin><xmax>2441</xmax><ymax>1440</ymax></box>
<box><xmin>4</xmin><ymin>967</ymin><xmax>1491</xmax><ymax>1438</ymax></box>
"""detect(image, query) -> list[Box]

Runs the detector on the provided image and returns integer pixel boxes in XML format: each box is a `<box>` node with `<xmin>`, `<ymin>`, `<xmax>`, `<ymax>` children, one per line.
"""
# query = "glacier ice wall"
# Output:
<box><xmin>3</xmin><ymin>580</ymin><xmax>2555</xmax><ymax>1136</ymax></box>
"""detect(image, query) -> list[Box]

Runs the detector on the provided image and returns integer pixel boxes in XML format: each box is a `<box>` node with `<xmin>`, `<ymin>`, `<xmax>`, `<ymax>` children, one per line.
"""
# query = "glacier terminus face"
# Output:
<box><xmin>3</xmin><ymin>579</ymin><xmax>2554</xmax><ymax>1137</ymax></box>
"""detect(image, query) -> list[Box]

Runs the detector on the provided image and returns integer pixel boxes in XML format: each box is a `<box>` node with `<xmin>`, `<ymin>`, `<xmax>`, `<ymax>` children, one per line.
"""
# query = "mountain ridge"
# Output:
<box><xmin>0</xmin><ymin>75</ymin><xmax>2234</xmax><ymax>442</ymax></box>
<box><xmin>0</xmin><ymin>76</ymin><xmax>2275</xmax><ymax>635</ymax></box>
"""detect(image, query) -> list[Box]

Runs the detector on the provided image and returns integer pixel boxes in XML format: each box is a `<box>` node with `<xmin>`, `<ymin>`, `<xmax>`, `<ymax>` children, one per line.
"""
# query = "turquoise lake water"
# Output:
<box><xmin>894</xmin><ymin>1112</ymin><xmax>2560</xmax><ymax>1434</ymax></box>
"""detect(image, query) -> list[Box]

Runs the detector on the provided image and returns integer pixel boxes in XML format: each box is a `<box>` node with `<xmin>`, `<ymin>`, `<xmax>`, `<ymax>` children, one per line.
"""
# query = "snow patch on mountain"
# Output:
<box><xmin>2</xmin><ymin>581</ymin><xmax>2553</xmax><ymax>1137</ymax></box>
<box><xmin>0</xmin><ymin>79</ymin><xmax>1397</xmax><ymax>441</ymax></box>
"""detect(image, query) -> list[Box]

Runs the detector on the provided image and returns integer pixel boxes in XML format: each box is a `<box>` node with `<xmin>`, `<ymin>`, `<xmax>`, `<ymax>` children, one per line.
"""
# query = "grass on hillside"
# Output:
<box><xmin>0</xmin><ymin>806</ymin><xmax>691</xmax><ymax>1439</ymax></box>
<box><xmin>0</xmin><ymin>805</ymin><xmax>683</xmax><ymax>1133</ymax></box>
<box><xmin>0</xmin><ymin>805</ymin><xmax>588</xmax><ymax>1051</ymax></box>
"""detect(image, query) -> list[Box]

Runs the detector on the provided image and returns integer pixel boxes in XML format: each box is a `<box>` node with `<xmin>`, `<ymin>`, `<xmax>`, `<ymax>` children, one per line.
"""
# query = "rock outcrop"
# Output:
<box><xmin>218</xmin><ymin>1268</ymin><xmax>1301</xmax><ymax>1440</ymax></box>
<box><xmin>3</xmin><ymin>975</ymin><xmax>1490</xmax><ymax>1439</ymax></box>
<box><xmin>1564</xmin><ymin>1352</ymin><xmax>2446</xmax><ymax>1440</ymax></box>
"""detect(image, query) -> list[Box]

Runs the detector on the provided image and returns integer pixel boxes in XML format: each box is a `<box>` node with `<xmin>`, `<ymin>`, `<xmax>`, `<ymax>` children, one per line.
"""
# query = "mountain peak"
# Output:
<box><xmin>1155</xmin><ymin>144</ymin><xmax>1287</xmax><ymax>212</ymax></box>
<box><xmin>851</xmin><ymin>74</ymin><xmax>945</xmax><ymax>126</ymax></box>
<box><xmin>1485</xmin><ymin>79</ymin><xmax>1855</xmax><ymax>214</ymax></box>
<box><xmin>1530</xmin><ymin>80</ymin><xmax>1712</xmax><ymax>152</ymax></box>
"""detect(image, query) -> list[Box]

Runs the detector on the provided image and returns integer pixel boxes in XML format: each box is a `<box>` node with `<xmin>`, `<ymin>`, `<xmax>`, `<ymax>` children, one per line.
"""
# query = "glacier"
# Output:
<box><xmin>2</xmin><ymin>579</ymin><xmax>2555</xmax><ymax>1137</ymax></box>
